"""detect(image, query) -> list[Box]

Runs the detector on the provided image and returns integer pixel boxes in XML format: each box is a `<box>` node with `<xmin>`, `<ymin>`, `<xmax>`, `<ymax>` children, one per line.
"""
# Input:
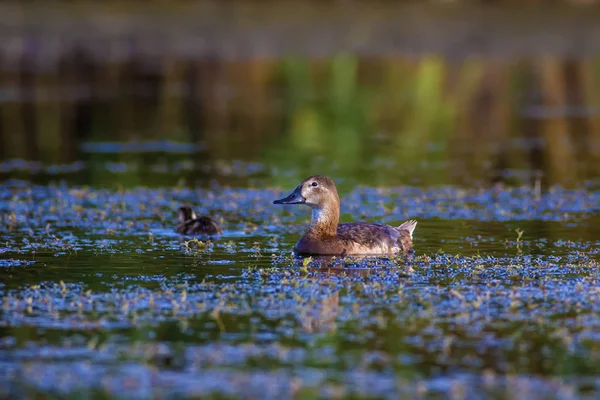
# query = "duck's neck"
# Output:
<box><xmin>308</xmin><ymin>205</ymin><xmax>339</xmax><ymax>237</ymax></box>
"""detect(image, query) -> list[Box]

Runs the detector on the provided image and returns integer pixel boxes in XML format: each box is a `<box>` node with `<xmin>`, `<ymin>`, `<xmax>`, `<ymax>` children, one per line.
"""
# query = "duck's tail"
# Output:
<box><xmin>397</xmin><ymin>220</ymin><xmax>417</xmax><ymax>239</ymax></box>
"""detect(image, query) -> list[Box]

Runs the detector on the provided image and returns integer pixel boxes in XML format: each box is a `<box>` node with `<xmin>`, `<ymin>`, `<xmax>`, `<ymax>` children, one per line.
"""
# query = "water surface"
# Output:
<box><xmin>2</xmin><ymin>181</ymin><xmax>600</xmax><ymax>398</ymax></box>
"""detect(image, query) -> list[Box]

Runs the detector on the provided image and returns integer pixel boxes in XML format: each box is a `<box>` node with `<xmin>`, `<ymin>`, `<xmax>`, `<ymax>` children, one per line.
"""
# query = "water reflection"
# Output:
<box><xmin>2</xmin><ymin>50</ymin><xmax>600</xmax><ymax>188</ymax></box>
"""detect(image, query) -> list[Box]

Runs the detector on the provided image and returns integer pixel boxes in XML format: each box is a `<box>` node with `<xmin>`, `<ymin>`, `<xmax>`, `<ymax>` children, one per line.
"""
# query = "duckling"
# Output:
<box><xmin>273</xmin><ymin>175</ymin><xmax>416</xmax><ymax>256</ymax></box>
<box><xmin>175</xmin><ymin>206</ymin><xmax>222</xmax><ymax>236</ymax></box>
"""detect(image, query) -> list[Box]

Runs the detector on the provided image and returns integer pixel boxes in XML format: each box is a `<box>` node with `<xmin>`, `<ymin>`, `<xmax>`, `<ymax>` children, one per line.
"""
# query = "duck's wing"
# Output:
<box><xmin>337</xmin><ymin>220</ymin><xmax>416</xmax><ymax>254</ymax></box>
<box><xmin>337</xmin><ymin>222</ymin><xmax>402</xmax><ymax>254</ymax></box>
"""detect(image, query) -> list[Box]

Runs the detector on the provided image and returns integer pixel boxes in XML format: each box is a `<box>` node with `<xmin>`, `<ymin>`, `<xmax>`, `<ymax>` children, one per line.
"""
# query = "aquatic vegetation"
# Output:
<box><xmin>1</xmin><ymin>180</ymin><xmax>600</xmax><ymax>398</ymax></box>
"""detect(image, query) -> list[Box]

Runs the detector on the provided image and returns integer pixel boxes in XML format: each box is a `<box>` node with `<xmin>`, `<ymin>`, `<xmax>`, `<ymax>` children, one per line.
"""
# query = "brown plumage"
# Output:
<box><xmin>273</xmin><ymin>175</ymin><xmax>417</xmax><ymax>256</ymax></box>
<box><xmin>175</xmin><ymin>206</ymin><xmax>222</xmax><ymax>236</ymax></box>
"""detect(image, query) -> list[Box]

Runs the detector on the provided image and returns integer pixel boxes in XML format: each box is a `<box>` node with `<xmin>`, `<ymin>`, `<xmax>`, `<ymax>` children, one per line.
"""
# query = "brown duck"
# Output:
<box><xmin>273</xmin><ymin>175</ymin><xmax>416</xmax><ymax>256</ymax></box>
<box><xmin>175</xmin><ymin>206</ymin><xmax>222</xmax><ymax>236</ymax></box>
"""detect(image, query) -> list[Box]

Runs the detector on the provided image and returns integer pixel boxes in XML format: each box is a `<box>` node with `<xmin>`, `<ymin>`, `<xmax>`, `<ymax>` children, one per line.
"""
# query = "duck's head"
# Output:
<box><xmin>273</xmin><ymin>175</ymin><xmax>339</xmax><ymax>209</ymax></box>
<box><xmin>177</xmin><ymin>206</ymin><xmax>197</xmax><ymax>222</ymax></box>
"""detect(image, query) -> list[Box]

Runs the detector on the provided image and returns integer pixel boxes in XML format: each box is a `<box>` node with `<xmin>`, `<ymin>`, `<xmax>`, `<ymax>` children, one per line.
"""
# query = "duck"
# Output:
<box><xmin>273</xmin><ymin>175</ymin><xmax>417</xmax><ymax>256</ymax></box>
<box><xmin>175</xmin><ymin>205</ymin><xmax>222</xmax><ymax>236</ymax></box>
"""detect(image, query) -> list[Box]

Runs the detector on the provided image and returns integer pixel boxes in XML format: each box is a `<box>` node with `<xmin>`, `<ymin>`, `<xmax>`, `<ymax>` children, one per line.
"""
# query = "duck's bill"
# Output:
<box><xmin>273</xmin><ymin>187</ymin><xmax>306</xmax><ymax>205</ymax></box>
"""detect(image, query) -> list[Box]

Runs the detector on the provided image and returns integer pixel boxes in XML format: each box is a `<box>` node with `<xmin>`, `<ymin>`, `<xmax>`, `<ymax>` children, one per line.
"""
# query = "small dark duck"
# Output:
<box><xmin>273</xmin><ymin>175</ymin><xmax>417</xmax><ymax>256</ymax></box>
<box><xmin>175</xmin><ymin>206</ymin><xmax>222</xmax><ymax>236</ymax></box>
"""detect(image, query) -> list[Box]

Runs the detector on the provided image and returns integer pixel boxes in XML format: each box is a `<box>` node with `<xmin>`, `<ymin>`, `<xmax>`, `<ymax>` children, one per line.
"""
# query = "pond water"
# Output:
<box><xmin>2</xmin><ymin>2</ymin><xmax>600</xmax><ymax>399</ymax></box>
<box><xmin>2</xmin><ymin>180</ymin><xmax>600</xmax><ymax>398</ymax></box>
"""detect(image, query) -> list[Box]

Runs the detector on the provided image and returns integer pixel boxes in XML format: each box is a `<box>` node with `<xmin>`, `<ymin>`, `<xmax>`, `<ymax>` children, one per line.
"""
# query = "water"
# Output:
<box><xmin>3</xmin><ymin>2</ymin><xmax>600</xmax><ymax>399</ymax></box>
<box><xmin>1</xmin><ymin>180</ymin><xmax>600</xmax><ymax>398</ymax></box>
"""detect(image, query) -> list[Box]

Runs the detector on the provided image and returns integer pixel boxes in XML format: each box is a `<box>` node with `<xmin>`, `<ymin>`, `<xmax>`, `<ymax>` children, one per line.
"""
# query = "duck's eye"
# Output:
<box><xmin>311</xmin><ymin>182</ymin><xmax>318</xmax><ymax>187</ymax></box>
